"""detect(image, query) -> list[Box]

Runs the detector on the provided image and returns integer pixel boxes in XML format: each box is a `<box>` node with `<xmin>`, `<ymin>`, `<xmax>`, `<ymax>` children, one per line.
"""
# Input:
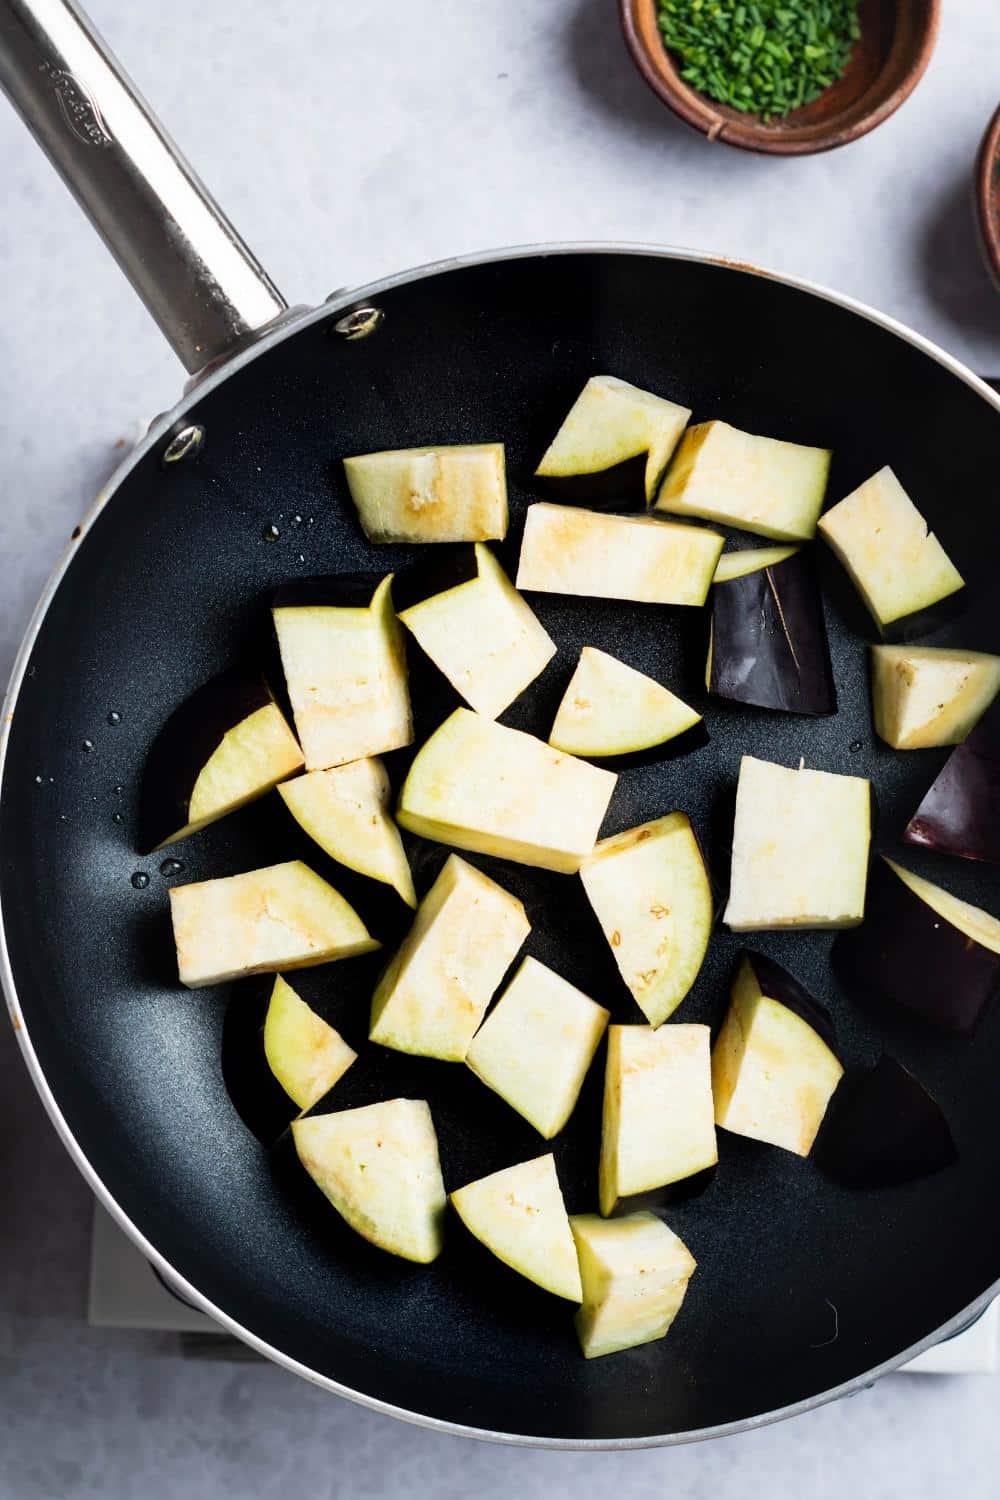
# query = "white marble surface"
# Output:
<box><xmin>2</xmin><ymin>1</ymin><xmax>1000</xmax><ymax>1494</ymax></box>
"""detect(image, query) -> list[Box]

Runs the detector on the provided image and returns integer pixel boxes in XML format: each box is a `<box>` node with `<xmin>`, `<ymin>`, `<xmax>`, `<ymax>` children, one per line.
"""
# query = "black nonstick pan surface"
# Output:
<box><xmin>3</xmin><ymin>248</ymin><xmax>1000</xmax><ymax>1445</ymax></box>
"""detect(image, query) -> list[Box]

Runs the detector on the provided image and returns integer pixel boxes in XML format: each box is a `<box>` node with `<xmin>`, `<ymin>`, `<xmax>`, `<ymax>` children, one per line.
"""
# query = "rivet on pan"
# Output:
<box><xmin>162</xmin><ymin>423</ymin><xmax>205</xmax><ymax>466</ymax></box>
<box><xmin>331</xmin><ymin>306</ymin><xmax>385</xmax><ymax>341</ymax></box>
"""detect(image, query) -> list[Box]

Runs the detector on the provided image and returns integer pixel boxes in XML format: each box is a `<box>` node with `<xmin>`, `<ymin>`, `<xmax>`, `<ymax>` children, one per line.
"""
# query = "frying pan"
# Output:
<box><xmin>2</xmin><ymin>0</ymin><xmax>1000</xmax><ymax>1450</ymax></box>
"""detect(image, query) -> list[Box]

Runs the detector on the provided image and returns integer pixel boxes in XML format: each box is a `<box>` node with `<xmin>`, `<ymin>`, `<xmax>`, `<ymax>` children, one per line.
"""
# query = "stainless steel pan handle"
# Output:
<box><xmin>0</xmin><ymin>0</ymin><xmax>288</xmax><ymax>373</ymax></box>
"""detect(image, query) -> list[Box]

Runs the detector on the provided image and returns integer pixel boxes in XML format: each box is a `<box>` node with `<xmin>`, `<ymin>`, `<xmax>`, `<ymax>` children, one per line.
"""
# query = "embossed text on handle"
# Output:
<box><xmin>38</xmin><ymin>58</ymin><xmax>110</xmax><ymax>146</ymax></box>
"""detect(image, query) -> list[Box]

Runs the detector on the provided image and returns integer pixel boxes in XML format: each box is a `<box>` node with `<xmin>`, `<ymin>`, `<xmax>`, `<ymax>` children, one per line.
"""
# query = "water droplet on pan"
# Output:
<box><xmin>111</xmin><ymin>812</ymin><xmax>123</xmax><ymax>825</ymax></box>
<box><xmin>849</xmin><ymin>740</ymin><xmax>862</xmax><ymax>754</ymax></box>
<box><xmin>262</xmin><ymin>524</ymin><xmax>280</xmax><ymax>543</ymax></box>
<box><xmin>107</xmin><ymin>710</ymin><xmax>122</xmax><ymax>726</ymax></box>
<box><xmin>131</xmin><ymin>871</ymin><xmax>150</xmax><ymax>890</ymax></box>
<box><xmin>159</xmin><ymin>858</ymin><xmax>184</xmax><ymax>877</ymax></box>
<box><xmin>82</xmin><ymin>738</ymin><xmax>94</xmax><ymax>752</ymax></box>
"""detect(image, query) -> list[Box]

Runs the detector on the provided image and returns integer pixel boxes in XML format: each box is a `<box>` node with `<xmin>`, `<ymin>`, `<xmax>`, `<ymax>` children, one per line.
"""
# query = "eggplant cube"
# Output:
<box><xmin>273</xmin><ymin>574</ymin><xmax>412</xmax><ymax>771</ymax></box>
<box><xmin>905</xmin><ymin>696</ymin><xmax>1000</xmax><ymax>863</ymax></box>
<box><xmin>871</xmin><ymin>645</ymin><xmax>1000</xmax><ymax>750</ymax></box>
<box><xmin>580</xmin><ymin>813</ymin><xmax>712</xmax><ymax>1026</ymax></box>
<box><xmin>712</xmin><ymin>953</ymin><xmax>843</xmax><ymax>1155</ymax></box>
<box><xmin>535</xmin><ymin>375</ymin><xmax>691</xmax><ymax>509</ymax></box>
<box><xmin>370</xmin><ymin>854</ymin><xmax>530</xmax><ymax>1062</ymax></box>
<box><xmin>516</xmin><ymin>503</ymin><xmax>723</xmax><ymax>607</ymax></box>
<box><xmin>397</xmin><ymin>709</ymin><xmax>618</xmax><ymax>873</ymax></box>
<box><xmin>398</xmin><ymin>544</ymin><xmax>556</xmax><ymax>719</ymax></box>
<box><xmin>343</xmin><ymin>443</ymin><xmax>507</xmax><ymax>544</ymax></box>
<box><xmin>549</xmin><ymin>647</ymin><xmax>702</xmax><ymax>761</ymax></box>
<box><xmin>278</xmin><ymin>757</ymin><xmax>416</xmax><ymax>907</ymax></box>
<box><xmin>263</xmin><ymin>975</ymin><xmax>356</xmax><ymax>1112</ymax></box>
<box><xmin>817</xmin><ymin>467</ymin><xmax>964</xmax><ymax>632</ymax></box>
<box><xmin>291</xmin><ymin>1099</ymin><xmax>446</xmax><ymax>1263</ymax></box>
<box><xmin>465</xmin><ymin>956</ymin><xmax>609</xmax><ymax>1137</ymax></box>
<box><xmin>570</xmin><ymin>1212</ymin><xmax>696</xmax><ymax>1359</ymax></box>
<box><xmin>655</xmin><ymin>420</ymin><xmax>831</xmax><ymax>542</ymax></box>
<box><xmin>724</xmin><ymin>755</ymin><xmax>871</xmax><ymax>930</ymax></box>
<box><xmin>707</xmin><ymin>547</ymin><xmax>836</xmax><ymax>716</ymax></box>
<box><xmin>599</xmin><ymin>1024</ymin><xmax>717</xmax><ymax>1217</ymax></box>
<box><xmin>169</xmin><ymin>861</ymin><xmax>379</xmax><ymax>988</ymax></box>
<box><xmin>833</xmin><ymin>857</ymin><xmax>1000</xmax><ymax>1034</ymax></box>
<box><xmin>140</xmin><ymin>669</ymin><xmax>304</xmax><ymax>851</ymax></box>
<box><xmin>451</xmin><ymin>1154</ymin><xmax>582</xmax><ymax>1301</ymax></box>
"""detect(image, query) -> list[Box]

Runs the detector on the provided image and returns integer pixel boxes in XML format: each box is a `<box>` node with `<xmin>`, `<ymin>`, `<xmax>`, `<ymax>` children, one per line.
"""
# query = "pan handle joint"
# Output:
<box><xmin>0</xmin><ymin>0</ymin><xmax>289</xmax><ymax>373</ymax></box>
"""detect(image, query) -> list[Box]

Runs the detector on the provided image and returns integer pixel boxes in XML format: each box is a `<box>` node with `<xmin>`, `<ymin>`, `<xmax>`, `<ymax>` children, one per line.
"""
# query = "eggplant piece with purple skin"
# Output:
<box><xmin>581</xmin><ymin>813</ymin><xmax>713</xmax><ymax>1026</ymax></box>
<box><xmin>711</xmin><ymin>952</ymin><xmax>843</xmax><ymax>1157</ymax></box>
<box><xmin>817</xmin><ymin>467</ymin><xmax>965</xmax><ymax>638</ymax></box>
<box><xmin>396</xmin><ymin>544</ymin><xmax>556</xmax><ymax>720</ymax></box>
<box><xmin>549</xmin><ymin>647</ymin><xmax>706</xmax><ymax>767</ymax></box>
<box><xmin>655</xmin><ymin>421</ymin><xmax>832</xmax><ymax>541</ymax></box>
<box><xmin>707</xmin><ymin>547</ymin><xmax>836</xmax><ymax>715</ymax></box>
<box><xmin>599</xmin><ymin>1024</ymin><xmax>718</xmax><ymax>1216</ymax></box>
<box><xmin>220</xmin><ymin>975</ymin><xmax>357</xmax><ymax>1144</ymax></box>
<box><xmin>272</xmin><ymin>572</ymin><xmax>412</xmax><ymax>771</ymax></box>
<box><xmin>534</xmin><ymin>376</ymin><xmax>691</xmax><ymax>512</ymax></box>
<box><xmin>734</xmin><ymin>950</ymin><xmax>839</xmax><ymax>1050</ymax></box>
<box><xmin>140</xmin><ymin>667</ymin><xmax>304</xmax><ymax>852</ymax></box>
<box><xmin>904</xmin><ymin>695</ymin><xmax>1000</xmax><ymax>863</ymax></box>
<box><xmin>833</xmin><ymin>857</ymin><xmax>1000</xmax><ymax>1034</ymax></box>
<box><xmin>538</xmin><ymin>453</ymin><xmax>648</xmax><ymax>510</ymax></box>
<box><xmin>814</xmin><ymin>1055</ymin><xmax>957</xmax><ymax>1189</ymax></box>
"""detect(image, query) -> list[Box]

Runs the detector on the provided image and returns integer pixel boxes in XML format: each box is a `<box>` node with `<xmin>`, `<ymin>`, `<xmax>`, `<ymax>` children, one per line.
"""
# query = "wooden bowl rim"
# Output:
<box><xmin>975</xmin><ymin>103</ymin><xmax>1000</xmax><ymax>290</ymax></box>
<box><xmin>619</xmin><ymin>0</ymin><xmax>941</xmax><ymax>156</ymax></box>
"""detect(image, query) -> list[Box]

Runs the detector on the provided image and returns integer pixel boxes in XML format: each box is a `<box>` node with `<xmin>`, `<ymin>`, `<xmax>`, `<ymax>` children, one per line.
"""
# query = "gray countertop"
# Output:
<box><xmin>3</xmin><ymin>2</ymin><xmax>1000</xmax><ymax>1495</ymax></box>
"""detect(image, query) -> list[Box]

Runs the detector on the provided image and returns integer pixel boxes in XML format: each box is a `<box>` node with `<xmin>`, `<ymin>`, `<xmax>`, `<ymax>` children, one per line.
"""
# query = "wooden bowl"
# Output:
<box><xmin>619</xmin><ymin>0</ymin><xmax>940</xmax><ymax>155</ymax></box>
<box><xmin>975</xmin><ymin>104</ymin><xmax>1000</xmax><ymax>290</ymax></box>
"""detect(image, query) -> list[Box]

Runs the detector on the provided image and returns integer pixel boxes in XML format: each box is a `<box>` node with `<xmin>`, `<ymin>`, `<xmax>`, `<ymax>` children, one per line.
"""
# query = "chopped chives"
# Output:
<box><xmin>657</xmin><ymin>0</ymin><xmax>861</xmax><ymax>122</ymax></box>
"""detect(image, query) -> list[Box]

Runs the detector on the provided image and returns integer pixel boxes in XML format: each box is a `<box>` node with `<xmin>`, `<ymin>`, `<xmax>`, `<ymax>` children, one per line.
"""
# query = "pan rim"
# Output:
<box><xmin>3</xmin><ymin>239</ymin><xmax>1000</xmax><ymax>1448</ymax></box>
